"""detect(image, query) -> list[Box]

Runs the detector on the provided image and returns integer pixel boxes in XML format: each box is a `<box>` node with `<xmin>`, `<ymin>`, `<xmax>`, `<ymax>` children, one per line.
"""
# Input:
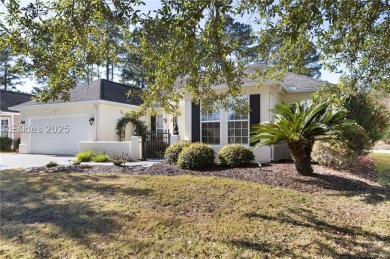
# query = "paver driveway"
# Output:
<box><xmin>0</xmin><ymin>153</ymin><xmax>75</xmax><ymax>170</ymax></box>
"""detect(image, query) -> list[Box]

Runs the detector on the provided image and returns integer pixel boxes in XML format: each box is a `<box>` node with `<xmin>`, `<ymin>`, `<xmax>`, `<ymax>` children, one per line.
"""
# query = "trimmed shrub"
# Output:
<box><xmin>164</xmin><ymin>141</ymin><xmax>191</xmax><ymax>164</ymax></box>
<box><xmin>46</xmin><ymin>161</ymin><xmax>58</xmax><ymax>168</ymax></box>
<box><xmin>218</xmin><ymin>144</ymin><xmax>255</xmax><ymax>167</ymax></box>
<box><xmin>312</xmin><ymin>140</ymin><xmax>358</xmax><ymax>169</ymax></box>
<box><xmin>177</xmin><ymin>142</ymin><xmax>215</xmax><ymax>170</ymax></box>
<box><xmin>93</xmin><ymin>154</ymin><xmax>110</xmax><ymax>162</ymax></box>
<box><xmin>75</xmin><ymin>151</ymin><xmax>96</xmax><ymax>162</ymax></box>
<box><xmin>312</xmin><ymin>126</ymin><xmax>372</xmax><ymax>169</ymax></box>
<box><xmin>0</xmin><ymin>136</ymin><xmax>13</xmax><ymax>151</ymax></box>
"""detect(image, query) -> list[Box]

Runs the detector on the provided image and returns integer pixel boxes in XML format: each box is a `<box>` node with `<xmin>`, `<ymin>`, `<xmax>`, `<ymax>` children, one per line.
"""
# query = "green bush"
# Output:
<box><xmin>341</xmin><ymin>126</ymin><xmax>373</xmax><ymax>157</ymax></box>
<box><xmin>218</xmin><ymin>144</ymin><xmax>255</xmax><ymax>167</ymax></box>
<box><xmin>177</xmin><ymin>142</ymin><xmax>215</xmax><ymax>170</ymax></box>
<box><xmin>0</xmin><ymin>136</ymin><xmax>13</xmax><ymax>151</ymax></box>
<box><xmin>46</xmin><ymin>161</ymin><xmax>58</xmax><ymax>168</ymax></box>
<box><xmin>312</xmin><ymin>140</ymin><xmax>359</xmax><ymax>169</ymax></box>
<box><xmin>312</xmin><ymin>126</ymin><xmax>372</xmax><ymax>169</ymax></box>
<box><xmin>93</xmin><ymin>154</ymin><xmax>109</xmax><ymax>162</ymax></box>
<box><xmin>75</xmin><ymin>151</ymin><xmax>96</xmax><ymax>162</ymax></box>
<box><xmin>164</xmin><ymin>141</ymin><xmax>191</xmax><ymax>164</ymax></box>
<box><xmin>345</xmin><ymin>92</ymin><xmax>390</xmax><ymax>143</ymax></box>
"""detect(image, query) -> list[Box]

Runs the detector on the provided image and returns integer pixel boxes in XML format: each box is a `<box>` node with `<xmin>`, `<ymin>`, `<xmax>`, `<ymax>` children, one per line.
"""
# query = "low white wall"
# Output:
<box><xmin>252</xmin><ymin>146</ymin><xmax>272</xmax><ymax>162</ymax></box>
<box><xmin>273</xmin><ymin>143</ymin><xmax>292</xmax><ymax>161</ymax></box>
<box><xmin>79</xmin><ymin>141</ymin><xmax>132</xmax><ymax>158</ymax></box>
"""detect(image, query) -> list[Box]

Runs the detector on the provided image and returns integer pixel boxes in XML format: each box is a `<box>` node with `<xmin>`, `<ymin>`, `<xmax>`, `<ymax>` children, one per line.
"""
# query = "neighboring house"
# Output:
<box><xmin>11</xmin><ymin>64</ymin><xmax>330</xmax><ymax>161</ymax></box>
<box><xmin>10</xmin><ymin>79</ymin><xmax>144</xmax><ymax>155</ymax></box>
<box><xmin>0</xmin><ymin>90</ymin><xmax>33</xmax><ymax>149</ymax></box>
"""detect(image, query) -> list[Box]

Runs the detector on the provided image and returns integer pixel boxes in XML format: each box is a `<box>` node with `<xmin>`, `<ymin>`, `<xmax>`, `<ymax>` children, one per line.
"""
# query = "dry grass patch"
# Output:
<box><xmin>0</xmin><ymin>169</ymin><xmax>389</xmax><ymax>258</ymax></box>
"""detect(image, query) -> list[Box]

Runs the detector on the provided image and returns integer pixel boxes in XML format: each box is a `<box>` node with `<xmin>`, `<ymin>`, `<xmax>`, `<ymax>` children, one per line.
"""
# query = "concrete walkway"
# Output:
<box><xmin>0</xmin><ymin>153</ymin><xmax>75</xmax><ymax>170</ymax></box>
<box><xmin>0</xmin><ymin>153</ymin><xmax>162</xmax><ymax>170</ymax></box>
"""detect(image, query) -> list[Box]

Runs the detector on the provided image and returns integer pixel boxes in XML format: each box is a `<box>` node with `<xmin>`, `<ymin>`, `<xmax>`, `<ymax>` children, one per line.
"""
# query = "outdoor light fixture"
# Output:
<box><xmin>20</xmin><ymin>120</ymin><xmax>25</xmax><ymax>124</ymax></box>
<box><xmin>89</xmin><ymin>117</ymin><xmax>95</xmax><ymax>126</ymax></box>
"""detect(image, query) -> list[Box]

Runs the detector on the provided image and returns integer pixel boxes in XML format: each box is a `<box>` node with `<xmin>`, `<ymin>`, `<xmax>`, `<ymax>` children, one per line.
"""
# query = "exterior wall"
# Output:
<box><xmin>172</xmin><ymin>86</ymin><xmax>313</xmax><ymax>162</ymax></box>
<box><xmin>17</xmin><ymin>101</ymin><xmax>146</xmax><ymax>154</ymax></box>
<box><xmin>176</xmin><ymin>85</ymin><xmax>278</xmax><ymax>162</ymax></box>
<box><xmin>96</xmin><ymin>103</ymin><xmax>144</xmax><ymax>141</ymax></box>
<box><xmin>18</xmin><ymin>104</ymin><xmax>95</xmax><ymax>153</ymax></box>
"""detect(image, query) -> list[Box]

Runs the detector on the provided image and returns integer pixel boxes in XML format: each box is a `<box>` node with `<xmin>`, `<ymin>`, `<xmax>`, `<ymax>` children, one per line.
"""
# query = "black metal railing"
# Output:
<box><xmin>142</xmin><ymin>130</ymin><xmax>170</xmax><ymax>160</ymax></box>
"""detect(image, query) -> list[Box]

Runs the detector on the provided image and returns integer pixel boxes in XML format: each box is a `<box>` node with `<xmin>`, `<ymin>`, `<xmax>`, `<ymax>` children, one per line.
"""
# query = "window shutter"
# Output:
<box><xmin>191</xmin><ymin>101</ymin><xmax>200</xmax><ymax>142</ymax></box>
<box><xmin>249</xmin><ymin>94</ymin><xmax>261</xmax><ymax>146</ymax></box>
<box><xmin>151</xmin><ymin>115</ymin><xmax>156</xmax><ymax>132</ymax></box>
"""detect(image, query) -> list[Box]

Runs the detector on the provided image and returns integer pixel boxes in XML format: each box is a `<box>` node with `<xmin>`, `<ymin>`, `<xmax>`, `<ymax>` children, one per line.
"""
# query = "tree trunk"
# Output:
<box><xmin>287</xmin><ymin>141</ymin><xmax>314</xmax><ymax>176</ymax></box>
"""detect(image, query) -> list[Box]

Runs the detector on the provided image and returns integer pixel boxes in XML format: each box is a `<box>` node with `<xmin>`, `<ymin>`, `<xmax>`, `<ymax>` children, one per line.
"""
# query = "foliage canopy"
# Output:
<box><xmin>1</xmin><ymin>0</ymin><xmax>389</xmax><ymax>113</ymax></box>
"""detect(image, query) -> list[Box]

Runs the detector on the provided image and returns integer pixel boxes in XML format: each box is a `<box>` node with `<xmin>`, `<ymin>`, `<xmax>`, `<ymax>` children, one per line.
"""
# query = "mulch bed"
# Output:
<box><xmin>23</xmin><ymin>157</ymin><xmax>388</xmax><ymax>194</ymax></box>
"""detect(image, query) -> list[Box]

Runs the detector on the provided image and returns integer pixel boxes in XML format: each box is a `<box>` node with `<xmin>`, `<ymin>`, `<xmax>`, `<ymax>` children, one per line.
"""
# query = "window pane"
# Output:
<box><xmin>201</xmin><ymin>122</ymin><xmax>220</xmax><ymax>144</ymax></box>
<box><xmin>227</xmin><ymin>121</ymin><xmax>249</xmax><ymax>145</ymax></box>
<box><xmin>201</xmin><ymin>102</ymin><xmax>220</xmax><ymax>121</ymax></box>
<box><xmin>156</xmin><ymin>115</ymin><xmax>163</xmax><ymax>131</ymax></box>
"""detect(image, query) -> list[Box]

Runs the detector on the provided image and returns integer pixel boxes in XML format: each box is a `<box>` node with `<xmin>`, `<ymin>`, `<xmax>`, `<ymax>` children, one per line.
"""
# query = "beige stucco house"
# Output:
<box><xmin>11</xmin><ymin>80</ymin><xmax>146</xmax><ymax>155</ymax></box>
<box><xmin>10</xmin><ymin>64</ymin><xmax>330</xmax><ymax>161</ymax></box>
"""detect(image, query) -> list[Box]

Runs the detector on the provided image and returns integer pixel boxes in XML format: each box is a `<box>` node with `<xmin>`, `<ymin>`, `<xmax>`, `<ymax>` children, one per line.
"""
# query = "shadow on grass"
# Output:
<box><xmin>228</xmin><ymin>239</ymin><xmax>297</xmax><ymax>257</ymax></box>
<box><xmin>296</xmin><ymin>173</ymin><xmax>390</xmax><ymax>204</ymax></box>
<box><xmin>244</xmin><ymin>207</ymin><xmax>390</xmax><ymax>258</ymax></box>
<box><xmin>0</xmin><ymin>170</ymin><xmax>153</xmax><ymax>255</ymax></box>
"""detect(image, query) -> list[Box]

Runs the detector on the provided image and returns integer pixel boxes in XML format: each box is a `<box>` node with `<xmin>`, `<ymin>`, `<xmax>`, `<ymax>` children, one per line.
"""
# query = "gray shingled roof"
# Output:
<box><xmin>174</xmin><ymin>63</ymin><xmax>331</xmax><ymax>92</ymax></box>
<box><xmin>15</xmin><ymin>79</ymin><xmax>143</xmax><ymax>107</ymax></box>
<box><xmin>0</xmin><ymin>90</ymin><xmax>33</xmax><ymax>112</ymax></box>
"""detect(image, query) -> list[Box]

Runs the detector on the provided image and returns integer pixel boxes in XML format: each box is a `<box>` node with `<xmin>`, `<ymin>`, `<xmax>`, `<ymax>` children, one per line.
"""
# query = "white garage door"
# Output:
<box><xmin>30</xmin><ymin>115</ymin><xmax>89</xmax><ymax>155</ymax></box>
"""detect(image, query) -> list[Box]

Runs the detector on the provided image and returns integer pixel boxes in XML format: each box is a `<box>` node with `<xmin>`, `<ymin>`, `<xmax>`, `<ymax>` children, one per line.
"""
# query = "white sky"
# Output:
<box><xmin>1</xmin><ymin>0</ymin><xmax>341</xmax><ymax>93</ymax></box>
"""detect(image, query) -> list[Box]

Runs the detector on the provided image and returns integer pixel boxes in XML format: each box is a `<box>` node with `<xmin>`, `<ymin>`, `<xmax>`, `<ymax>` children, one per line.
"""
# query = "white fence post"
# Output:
<box><xmin>131</xmin><ymin>136</ymin><xmax>141</xmax><ymax>160</ymax></box>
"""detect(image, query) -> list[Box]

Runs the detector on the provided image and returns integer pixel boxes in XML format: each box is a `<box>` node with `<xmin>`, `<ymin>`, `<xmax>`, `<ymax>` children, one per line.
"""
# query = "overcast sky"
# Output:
<box><xmin>1</xmin><ymin>0</ymin><xmax>341</xmax><ymax>93</ymax></box>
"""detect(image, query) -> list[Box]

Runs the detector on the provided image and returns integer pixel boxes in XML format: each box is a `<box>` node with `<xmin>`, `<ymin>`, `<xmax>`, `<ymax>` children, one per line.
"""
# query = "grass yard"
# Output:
<box><xmin>370</xmin><ymin>153</ymin><xmax>390</xmax><ymax>187</ymax></box>
<box><xmin>1</xmin><ymin>156</ymin><xmax>390</xmax><ymax>258</ymax></box>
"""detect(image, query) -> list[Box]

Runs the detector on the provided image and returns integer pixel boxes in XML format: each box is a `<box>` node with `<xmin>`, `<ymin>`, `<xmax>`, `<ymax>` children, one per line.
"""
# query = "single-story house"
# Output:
<box><xmin>10</xmin><ymin>64</ymin><xmax>330</xmax><ymax>161</ymax></box>
<box><xmin>0</xmin><ymin>90</ymin><xmax>33</xmax><ymax>149</ymax></box>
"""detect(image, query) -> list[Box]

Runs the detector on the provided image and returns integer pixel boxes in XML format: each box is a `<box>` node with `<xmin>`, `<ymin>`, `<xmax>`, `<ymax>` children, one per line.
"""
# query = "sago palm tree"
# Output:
<box><xmin>251</xmin><ymin>101</ymin><xmax>356</xmax><ymax>175</ymax></box>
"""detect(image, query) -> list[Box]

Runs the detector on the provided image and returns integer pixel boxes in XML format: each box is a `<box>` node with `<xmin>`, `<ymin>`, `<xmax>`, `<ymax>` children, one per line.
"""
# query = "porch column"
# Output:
<box><xmin>131</xmin><ymin>136</ymin><xmax>142</xmax><ymax>160</ymax></box>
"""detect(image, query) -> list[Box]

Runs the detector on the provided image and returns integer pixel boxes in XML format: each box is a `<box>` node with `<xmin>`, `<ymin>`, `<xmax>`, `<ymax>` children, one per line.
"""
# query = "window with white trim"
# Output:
<box><xmin>227</xmin><ymin>97</ymin><xmax>249</xmax><ymax>144</ymax></box>
<box><xmin>201</xmin><ymin>104</ymin><xmax>220</xmax><ymax>144</ymax></box>
<box><xmin>156</xmin><ymin>115</ymin><xmax>164</xmax><ymax>134</ymax></box>
<box><xmin>1</xmin><ymin>118</ymin><xmax>10</xmax><ymax>137</ymax></box>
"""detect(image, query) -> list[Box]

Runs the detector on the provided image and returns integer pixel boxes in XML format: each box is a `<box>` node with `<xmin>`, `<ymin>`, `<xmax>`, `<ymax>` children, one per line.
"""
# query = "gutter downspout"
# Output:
<box><xmin>268</xmin><ymin>83</ymin><xmax>284</xmax><ymax>161</ymax></box>
<box><xmin>90</xmin><ymin>104</ymin><xmax>97</xmax><ymax>141</ymax></box>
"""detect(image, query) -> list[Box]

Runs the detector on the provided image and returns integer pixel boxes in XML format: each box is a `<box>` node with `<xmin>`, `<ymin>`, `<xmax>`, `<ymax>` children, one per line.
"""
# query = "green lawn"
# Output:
<box><xmin>1</xmin><ymin>165</ymin><xmax>389</xmax><ymax>258</ymax></box>
<box><xmin>371</xmin><ymin>153</ymin><xmax>390</xmax><ymax>187</ymax></box>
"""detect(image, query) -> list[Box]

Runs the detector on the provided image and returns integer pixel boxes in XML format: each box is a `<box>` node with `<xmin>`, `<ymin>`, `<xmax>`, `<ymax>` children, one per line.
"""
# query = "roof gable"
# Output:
<box><xmin>13</xmin><ymin>79</ymin><xmax>143</xmax><ymax>108</ymax></box>
<box><xmin>0</xmin><ymin>90</ymin><xmax>33</xmax><ymax>112</ymax></box>
<box><xmin>174</xmin><ymin>63</ymin><xmax>332</xmax><ymax>92</ymax></box>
